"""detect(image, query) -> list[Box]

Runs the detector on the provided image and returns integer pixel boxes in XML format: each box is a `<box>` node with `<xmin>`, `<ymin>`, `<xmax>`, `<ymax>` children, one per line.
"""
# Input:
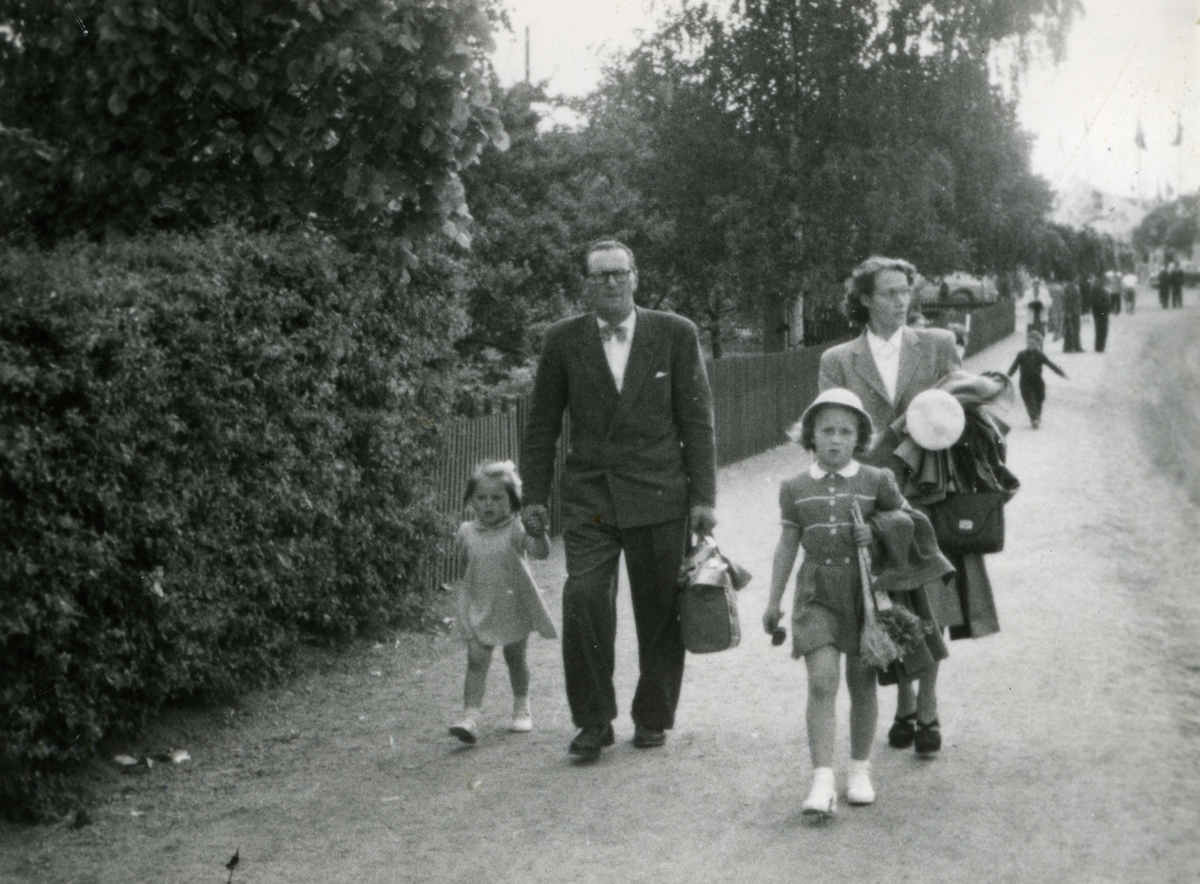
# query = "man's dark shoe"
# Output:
<box><xmin>568</xmin><ymin>723</ymin><xmax>615</xmax><ymax>760</ymax></box>
<box><xmin>632</xmin><ymin>725</ymin><xmax>666</xmax><ymax>749</ymax></box>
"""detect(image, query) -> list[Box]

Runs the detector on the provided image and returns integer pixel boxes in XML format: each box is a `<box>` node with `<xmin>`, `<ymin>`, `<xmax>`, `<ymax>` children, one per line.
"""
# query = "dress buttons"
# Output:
<box><xmin>844</xmin><ymin>557</ymin><xmax>850</xmax><ymax>564</ymax></box>
<box><xmin>828</xmin><ymin>487</ymin><xmax>836</xmax><ymax>494</ymax></box>
<box><xmin>825</xmin><ymin>559</ymin><xmax>832</xmax><ymax>565</ymax></box>
<box><xmin>828</xmin><ymin>515</ymin><xmax>836</xmax><ymax>522</ymax></box>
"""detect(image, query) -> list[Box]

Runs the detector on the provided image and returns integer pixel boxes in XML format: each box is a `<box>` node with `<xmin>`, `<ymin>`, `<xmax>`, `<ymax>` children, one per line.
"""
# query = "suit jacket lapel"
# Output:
<box><xmin>850</xmin><ymin>332</ymin><xmax>891</xmax><ymax>407</ymax></box>
<box><xmin>576</xmin><ymin>316</ymin><xmax>620</xmax><ymax>406</ymax></box>
<box><xmin>895</xmin><ymin>327</ymin><xmax>922</xmax><ymax>405</ymax></box>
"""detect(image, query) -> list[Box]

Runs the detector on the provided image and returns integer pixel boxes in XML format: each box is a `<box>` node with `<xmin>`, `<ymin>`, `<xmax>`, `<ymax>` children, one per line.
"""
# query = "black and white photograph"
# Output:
<box><xmin>2</xmin><ymin>1</ymin><xmax>1197</xmax><ymax>881</ymax></box>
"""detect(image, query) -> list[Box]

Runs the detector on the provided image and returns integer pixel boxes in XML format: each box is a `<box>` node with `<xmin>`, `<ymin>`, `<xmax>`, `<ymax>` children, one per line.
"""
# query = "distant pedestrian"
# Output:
<box><xmin>1007</xmin><ymin>331</ymin><xmax>1068</xmax><ymax>428</ymax></box>
<box><xmin>448</xmin><ymin>461</ymin><xmax>556</xmax><ymax>744</ymax></box>
<box><xmin>1121</xmin><ymin>273</ymin><xmax>1137</xmax><ymax>314</ymax></box>
<box><xmin>1158</xmin><ymin>265</ymin><xmax>1171</xmax><ymax>309</ymax></box>
<box><xmin>762</xmin><ymin>388</ymin><xmax>951</xmax><ymax>816</ymax></box>
<box><xmin>1026</xmin><ymin>296</ymin><xmax>1045</xmax><ymax>336</ymax></box>
<box><xmin>1091</xmin><ymin>274</ymin><xmax>1110</xmax><ymax>353</ymax></box>
<box><xmin>1046</xmin><ymin>281</ymin><xmax>1064</xmax><ymax>342</ymax></box>
<box><xmin>1169</xmin><ymin>262</ymin><xmax>1185</xmax><ymax>309</ymax></box>
<box><xmin>1105</xmin><ymin>270</ymin><xmax>1122</xmax><ymax>315</ymax></box>
<box><xmin>1061</xmin><ymin>278</ymin><xmax>1083</xmax><ymax>353</ymax></box>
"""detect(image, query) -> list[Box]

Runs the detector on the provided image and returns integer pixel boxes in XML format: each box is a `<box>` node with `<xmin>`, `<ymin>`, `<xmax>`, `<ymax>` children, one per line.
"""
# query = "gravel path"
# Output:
<box><xmin>4</xmin><ymin>288</ymin><xmax>1199</xmax><ymax>884</ymax></box>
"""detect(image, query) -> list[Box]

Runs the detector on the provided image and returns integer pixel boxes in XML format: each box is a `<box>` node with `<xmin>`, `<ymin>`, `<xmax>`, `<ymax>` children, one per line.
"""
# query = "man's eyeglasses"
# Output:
<box><xmin>588</xmin><ymin>270</ymin><xmax>632</xmax><ymax>283</ymax></box>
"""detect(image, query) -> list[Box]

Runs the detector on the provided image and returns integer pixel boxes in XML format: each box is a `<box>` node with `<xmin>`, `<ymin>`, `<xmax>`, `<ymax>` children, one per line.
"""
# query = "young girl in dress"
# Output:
<box><xmin>450</xmin><ymin>461</ymin><xmax>556</xmax><ymax>744</ymax></box>
<box><xmin>762</xmin><ymin>389</ymin><xmax>908</xmax><ymax>815</ymax></box>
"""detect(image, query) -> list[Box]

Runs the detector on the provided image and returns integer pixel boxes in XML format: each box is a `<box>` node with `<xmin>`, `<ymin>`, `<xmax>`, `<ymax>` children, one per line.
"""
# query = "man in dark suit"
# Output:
<box><xmin>1169</xmin><ymin>262</ymin><xmax>1185</xmax><ymax>308</ymax></box>
<box><xmin>520</xmin><ymin>240</ymin><xmax>717</xmax><ymax>760</ymax></box>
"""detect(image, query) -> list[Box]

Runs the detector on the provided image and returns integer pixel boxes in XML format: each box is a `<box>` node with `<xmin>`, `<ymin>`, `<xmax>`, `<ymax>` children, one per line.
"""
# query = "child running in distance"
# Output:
<box><xmin>763</xmin><ymin>389</ymin><xmax>907</xmax><ymax>816</ymax></box>
<box><xmin>450</xmin><ymin>461</ymin><xmax>556</xmax><ymax>743</ymax></box>
<box><xmin>1007</xmin><ymin>330</ymin><xmax>1068</xmax><ymax>429</ymax></box>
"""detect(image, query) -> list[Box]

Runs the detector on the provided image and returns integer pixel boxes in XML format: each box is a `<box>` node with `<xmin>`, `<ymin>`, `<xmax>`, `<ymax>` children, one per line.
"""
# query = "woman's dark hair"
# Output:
<box><xmin>843</xmin><ymin>256</ymin><xmax>917</xmax><ymax>327</ymax></box>
<box><xmin>462</xmin><ymin>460</ymin><xmax>522</xmax><ymax>512</ymax></box>
<box><xmin>787</xmin><ymin>404</ymin><xmax>874</xmax><ymax>457</ymax></box>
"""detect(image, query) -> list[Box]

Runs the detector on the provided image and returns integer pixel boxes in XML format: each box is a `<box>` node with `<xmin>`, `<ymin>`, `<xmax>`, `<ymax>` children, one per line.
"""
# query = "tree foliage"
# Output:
<box><xmin>0</xmin><ymin>0</ymin><xmax>505</xmax><ymax>247</ymax></box>
<box><xmin>572</xmin><ymin>0</ymin><xmax>1073</xmax><ymax>350</ymax></box>
<box><xmin>1132</xmin><ymin>195</ymin><xmax>1199</xmax><ymax>260</ymax></box>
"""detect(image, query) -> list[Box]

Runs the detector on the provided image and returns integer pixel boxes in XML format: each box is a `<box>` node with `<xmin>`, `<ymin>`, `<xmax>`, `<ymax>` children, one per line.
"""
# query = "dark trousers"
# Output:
<box><xmin>1019</xmin><ymin>376</ymin><xmax>1046</xmax><ymax>422</ymax></box>
<box><xmin>1092</xmin><ymin>309</ymin><xmax>1108</xmax><ymax>352</ymax></box>
<box><xmin>561</xmin><ymin>515</ymin><xmax>688</xmax><ymax>730</ymax></box>
<box><xmin>1171</xmin><ymin>288</ymin><xmax>1183</xmax><ymax>308</ymax></box>
<box><xmin>1062</xmin><ymin>313</ymin><xmax>1082</xmax><ymax>352</ymax></box>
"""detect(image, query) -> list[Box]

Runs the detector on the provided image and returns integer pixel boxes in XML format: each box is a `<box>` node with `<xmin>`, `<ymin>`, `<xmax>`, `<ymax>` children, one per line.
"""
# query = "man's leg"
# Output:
<box><xmin>561</xmin><ymin>519</ymin><xmax>623</xmax><ymax>729</ymax></box>
<box><xmin>622</xmin><ymin>517</ymin><xmax>689</xmax><ymax>731</ymax></box>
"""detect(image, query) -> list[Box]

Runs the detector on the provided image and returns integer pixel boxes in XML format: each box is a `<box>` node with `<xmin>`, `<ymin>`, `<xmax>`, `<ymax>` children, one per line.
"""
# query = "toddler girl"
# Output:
<box><xmin>450</xmin><ymin>461</ymin><xmax>556</xmax><ymax>743</ymax></box>
<box><xmin>762</xmin><ymin>389</ymin><xmax>907</xmax><ymax>816</ymax></box>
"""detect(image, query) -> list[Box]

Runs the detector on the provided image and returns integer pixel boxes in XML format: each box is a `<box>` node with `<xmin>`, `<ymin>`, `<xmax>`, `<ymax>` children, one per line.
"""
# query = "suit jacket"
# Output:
<box><xmin>520</xmin><ymin>308</ymin><xmax>717</xmax><ymax>529</ymax></box>
<box><xmin>818</xmin><ymin>327</ymin><xmax>961</xmax><ymax>465</ymax></box>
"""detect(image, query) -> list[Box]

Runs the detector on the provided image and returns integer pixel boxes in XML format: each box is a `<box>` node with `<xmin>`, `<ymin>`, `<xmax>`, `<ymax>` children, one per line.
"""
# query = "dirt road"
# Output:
<box><xmin>4</xmin><ymin>290</ymin><xmax>1200</xmax><ymax>884</ymax></box>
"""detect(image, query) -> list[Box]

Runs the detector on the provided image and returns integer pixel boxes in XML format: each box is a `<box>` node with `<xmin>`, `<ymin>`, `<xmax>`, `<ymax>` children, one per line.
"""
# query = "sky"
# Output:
<box><xmin>489</xmin><ymin>0</ymin><xmax>1200</xmax><ymax>201</ymax></box>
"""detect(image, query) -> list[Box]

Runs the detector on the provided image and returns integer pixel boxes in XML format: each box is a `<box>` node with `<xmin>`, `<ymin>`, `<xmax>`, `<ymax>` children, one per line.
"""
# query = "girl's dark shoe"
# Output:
<box><xmin>888</xmin><ymin>712</ymin><xmax>917</xmax><ymax>749</ymax></box>
<box><xmin>914</xmin><ymin>719</ymin><xmax>941</xmax><ymax>756</ymax></box>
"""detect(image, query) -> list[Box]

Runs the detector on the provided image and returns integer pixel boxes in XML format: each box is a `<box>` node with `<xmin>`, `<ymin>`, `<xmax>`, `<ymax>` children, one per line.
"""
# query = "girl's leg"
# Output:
<box><xmin>845</xmin><ymin>653</ymin><xmax>879</xmax><ymax>805</ymax></box>
<box><xmin>451</xmin><ymin>639</ymin><xmax>492</xmax><ymax>743</ymax></box>
<box><xmin>802</xmin><ymin>646</ymin><xmax>841</xmax><ymax>814</ymax></box>
<box><xmin>502</xmin><ymin>639</ymin><xmax>530</xmax><ymax>699</ymax></box>
<box><xmin>804</xmin><ymin>646</ymin><xmax>841</xmax><ymax>769</ymax></box>
<box><xmin>463</xmin><ymin>638</ymin><xmax>493</xmax><ymax>711</ymax></box>
<box><xmin>845</xmin><ymin>653</ymin><xmax>879</xmax><ymax>762</ymax></box>
<box><xmin>502</xmin><ymin>639</ymin><xmax>531</xmax><ymax>726</ymax></box>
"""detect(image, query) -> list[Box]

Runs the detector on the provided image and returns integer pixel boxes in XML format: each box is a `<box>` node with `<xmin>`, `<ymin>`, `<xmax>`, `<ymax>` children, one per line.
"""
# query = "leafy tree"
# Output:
<box><xmin>583</xmin><ymin>0</ymin><xmax>1076</xmax><ymax>350</ymax></box>
<box><xmin>0</xmin><ymin>0</ymin><xmax>506</xmax><ymax>249</ymax></box>
<box><xmin>1132</xmin><ymin>195</ymin><xmax>1198</xmax><ymax>260</ymax></box>
<box><xmin>455</xmin><ymin>79</ymin><xmax>674</xmax><ymax>380</ymax></box>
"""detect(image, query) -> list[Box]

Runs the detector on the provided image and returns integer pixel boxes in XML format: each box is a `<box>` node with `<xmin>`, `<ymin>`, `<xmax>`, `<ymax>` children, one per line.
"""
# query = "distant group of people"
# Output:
<box><xmin>445</xmin><ymin>244</ymin><xmax>1025</xmax><ymax>821</ymax></box>
<box><xmin>1157</xmin><ymin>262</ymin><xmax>1186</xmax><ymax>310</ymax></box>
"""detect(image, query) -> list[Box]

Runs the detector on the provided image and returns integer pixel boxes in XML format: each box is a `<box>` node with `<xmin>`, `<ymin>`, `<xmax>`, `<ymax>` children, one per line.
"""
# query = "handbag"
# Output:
<box><xmin>930</xmin><ymin>491</ymin><xmax>1005</xmax><ymax>554</ymax></box>
<box><xmin>677</xmin><ymin>538</ymin><xmax>750</xmax><ymax>654</ymax></box>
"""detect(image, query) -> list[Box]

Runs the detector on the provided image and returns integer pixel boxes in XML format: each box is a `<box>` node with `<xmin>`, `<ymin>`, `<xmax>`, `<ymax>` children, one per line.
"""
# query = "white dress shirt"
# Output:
<box><xmin>598</xmin><ymin>310</ymin><xmax>636</xmax><ymax>392</ymax></box>
<box><xmin>867</xmin><ymin>327</ymin><xmax>904</xmax><ymax>405</ymax></box>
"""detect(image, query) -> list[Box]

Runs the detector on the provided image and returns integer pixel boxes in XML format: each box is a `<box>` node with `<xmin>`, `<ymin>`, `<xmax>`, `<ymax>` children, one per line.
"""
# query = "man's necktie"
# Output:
<box><xmin>599</xmin><ymin>324</ymin><xmax>627</xmax><ymax>342</ymax></box>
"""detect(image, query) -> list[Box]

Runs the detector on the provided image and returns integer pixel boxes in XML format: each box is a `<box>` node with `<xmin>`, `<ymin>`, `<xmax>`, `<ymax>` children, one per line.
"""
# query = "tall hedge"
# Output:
<box><xmin>0</xmin><ymin>228</ymin><xmax>465</xmax><ymax>815</ymax></box>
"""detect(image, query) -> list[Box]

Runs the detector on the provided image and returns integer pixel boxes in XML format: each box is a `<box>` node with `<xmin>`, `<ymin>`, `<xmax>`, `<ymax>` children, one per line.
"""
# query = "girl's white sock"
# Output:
<box><xmin>811</xmin><ymin>766</ymin><xmax>835</xmax><ymax>787</ymax></box>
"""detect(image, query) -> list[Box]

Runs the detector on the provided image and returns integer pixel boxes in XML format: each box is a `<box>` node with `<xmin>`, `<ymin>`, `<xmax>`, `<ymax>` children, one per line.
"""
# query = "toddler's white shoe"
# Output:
<box><xmin>510</xmin><ymin>712</ymin><xmax>533</xmax><ymax>732</ymax></box>
<box><xmin>846</xmin><ymin>759</ymin><xmax>875</xmax><ymax>806</ymax></box>
<box><xmin>801</xmin><ymin>767</ymin><xmax>837</xmax><ymax>816</ymax></box>
<box><xmin>449</xmin><ymin>717</ymin><xmax>479</xmax><ymax>744</ymax></box>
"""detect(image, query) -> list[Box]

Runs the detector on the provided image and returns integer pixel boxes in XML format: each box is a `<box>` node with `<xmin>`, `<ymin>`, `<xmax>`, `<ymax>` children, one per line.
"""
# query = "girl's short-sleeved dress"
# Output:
<box><xmin>455</xmin><ymin>515</ymin><xmax>557</xmax><ymax>647</ymax></box>
<box><xmin>780</xmin><ymin>462</ymin><xmax>905</xmax><ymax>658</ymax></box>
